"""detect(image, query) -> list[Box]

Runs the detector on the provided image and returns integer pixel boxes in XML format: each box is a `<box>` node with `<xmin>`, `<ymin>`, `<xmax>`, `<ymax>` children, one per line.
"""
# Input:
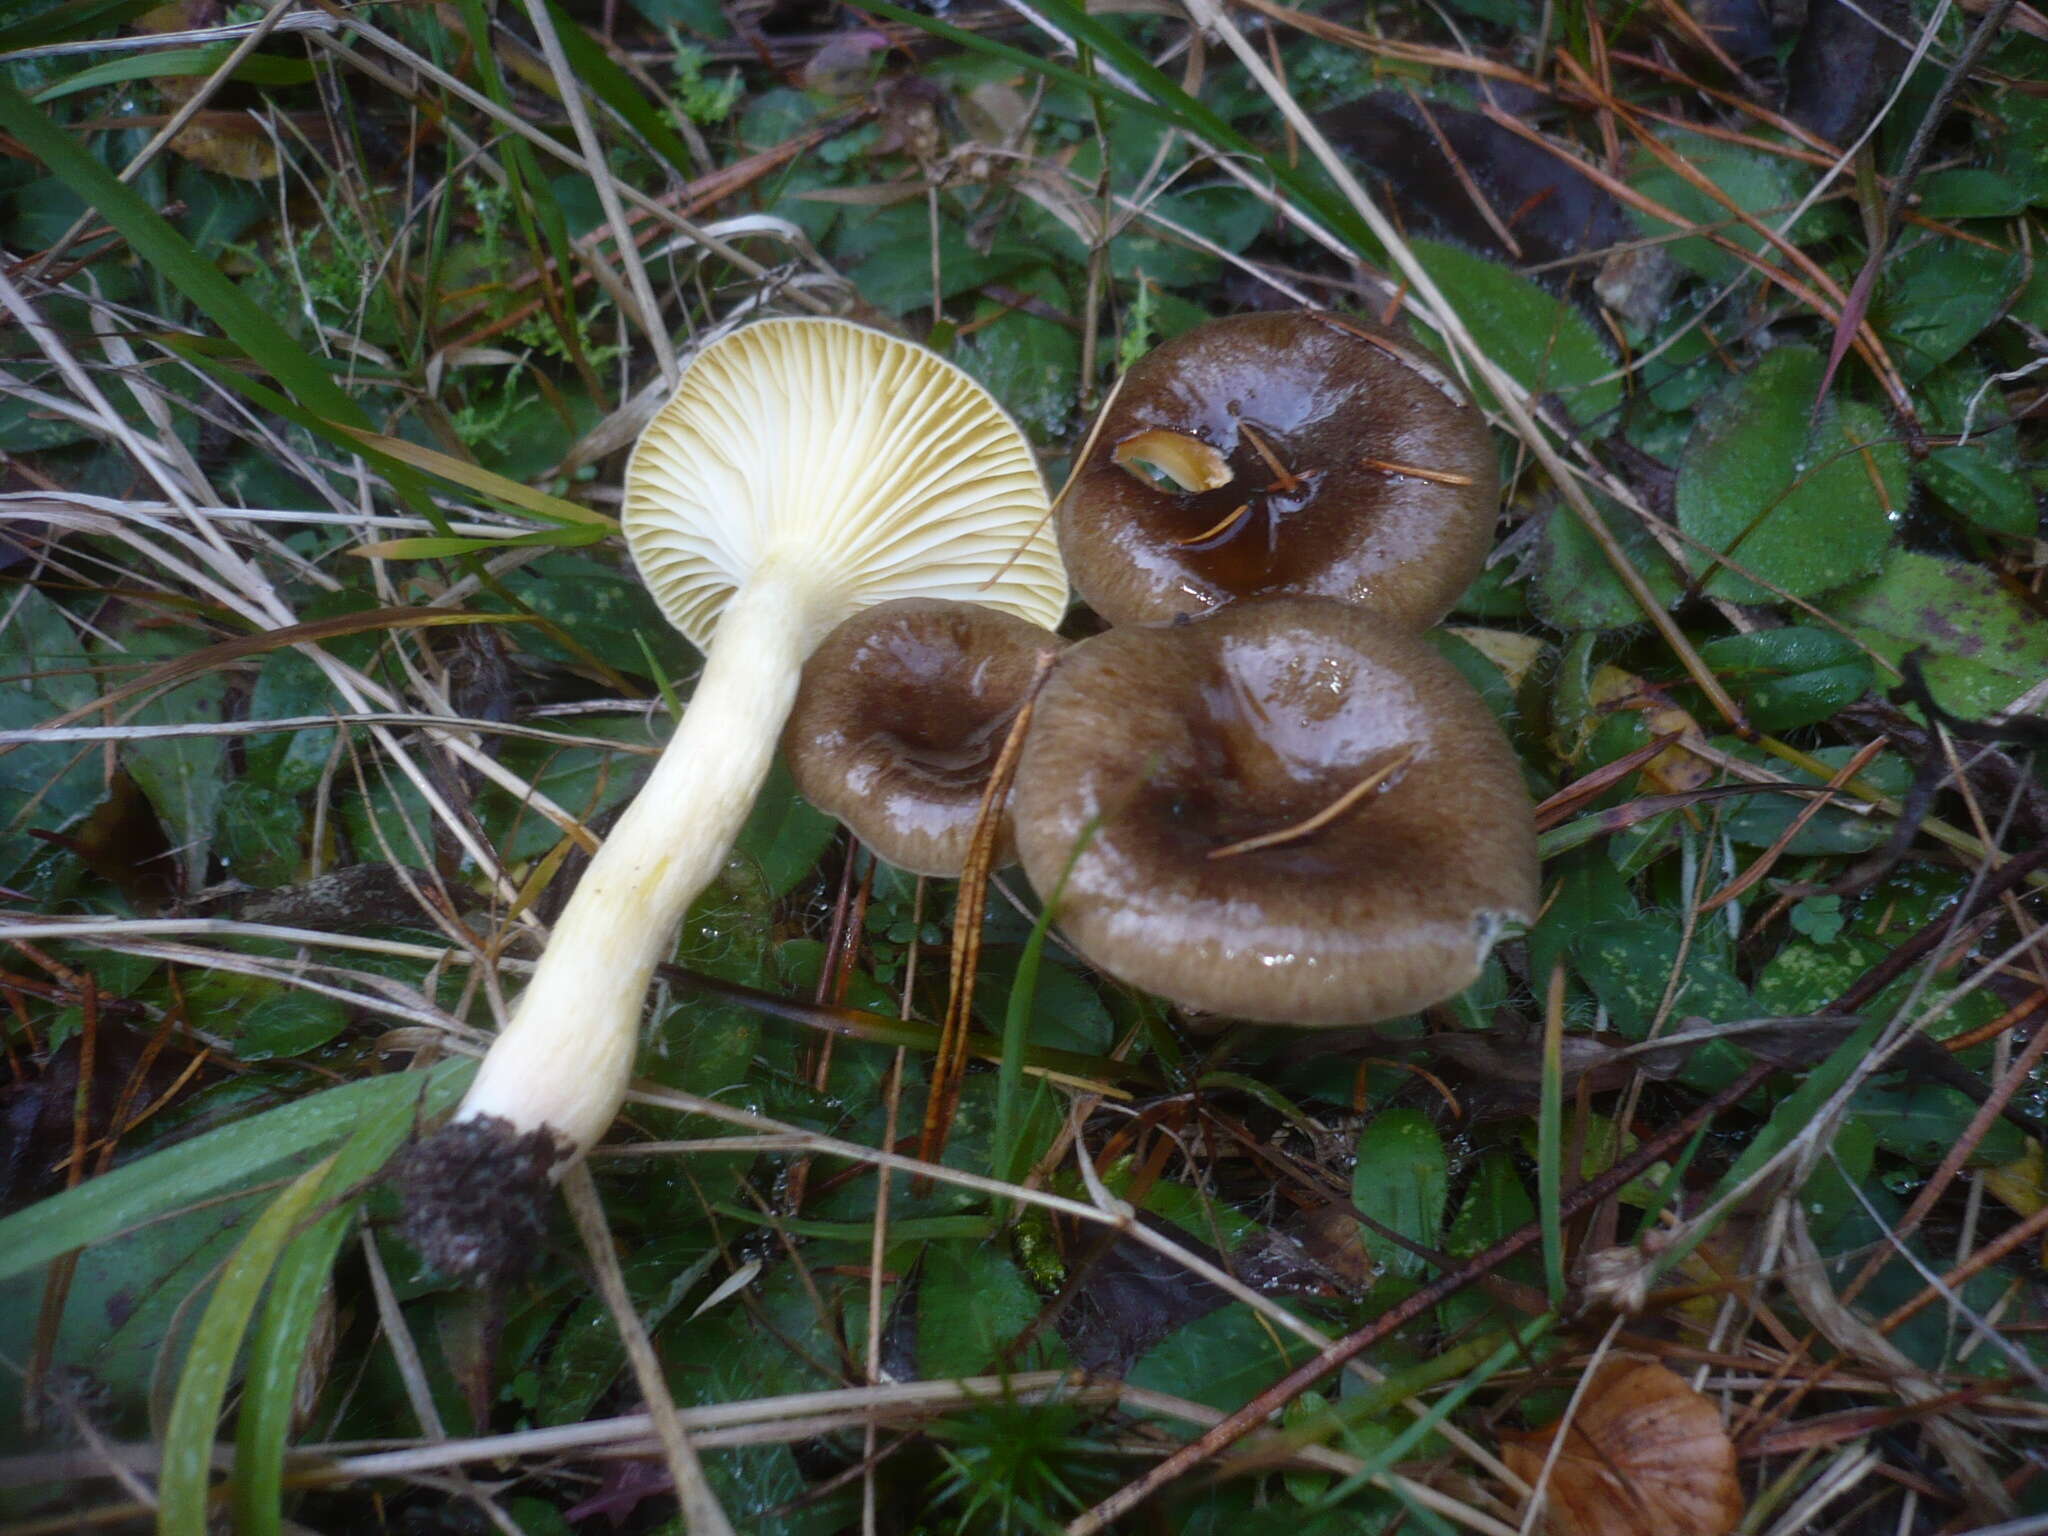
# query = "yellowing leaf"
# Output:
<box><xmin>1502</xmin><ymin>1359</ymin><xmax>1743</xmax><ymax>1536</ymax></box>
<box><xmin>1589</xmin><ymin>666</ymin><xmax>1711</xmax><ymax>794</ymax></box>
<box><xmin>1982</xmin><ymin>1140</ymin><xmax>2048</xmax><ymax>1265</ymax></box>
<box><xmin>1444</xmin><ymin>626</ymin><xmax>1547</xmax><ymax>691</ymax></box>
<box><xmin>1984</xmin><ymin>1139</ymin><xmax>2045</xmax><ymax>1218</ymax></box>
<box><xmin>169</xmin><ymin>117</ymin><xmax>280</xmax><ymax>181</ymax></box>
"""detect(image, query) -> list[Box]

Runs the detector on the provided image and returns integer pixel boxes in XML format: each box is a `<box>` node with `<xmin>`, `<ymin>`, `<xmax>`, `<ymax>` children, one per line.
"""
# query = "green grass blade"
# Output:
<box><xmin>1537</xmin><ymin>969</ymin><xmax>1566</xmax><ymax>1306</ymax></box>
<box><xmin>0</xmin><ymin>0</ymin><xmax>155</xmax><ymax>51</ymax></box>
<box><xmin>544</xmin><ymin>0</ymin><xmax>700</xmax><ymax>182</ymax></box>
<box><xmin>232</xmin><ymin>1084</ymin><xmax>435</xmax><ymax>1536</ymax></box>
<box><xmin>0</xmin><ymin>1063</ymin><xmax>470</xmax><ymax>1284</ymax></box>
<box><xmin>0</xmin><ymin>83</ymin><xmax>370</xmax><ymax>430</ymax></box>
<box><xmin>1310</xmin><ymin>1315</ymin><xmax>1555</xmax><ymax>1512</ymax></box>
<box><xmin>33</xmin><ymin>46</ymin><xmax>313</xmax><ymax>103</ymax></box>
<box><xmin>993</xmin><ymin>818</ymin><xmax>1097</xmax><ymax>1185</ymax></box>
<box><xmin>454</xmin><ymin>0</ymin><xmax>591</xmax><ymax>375</ymax></box>
<box><xmin>350</xmin><ymin>528</ymin><xmax>609</xmax><ymax>559</ymax></box>
<box><xmin>159</xmin><ymin>1153</ymin><xmax>340</xmax><ymax>1536</ymax></box>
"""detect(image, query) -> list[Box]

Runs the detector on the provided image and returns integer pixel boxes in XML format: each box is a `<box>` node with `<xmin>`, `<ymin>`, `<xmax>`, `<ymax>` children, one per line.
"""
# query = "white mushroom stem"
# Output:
<box><xmin>452</xmin><ymin>564</ymin><xmax>832</xmax><ymax>1161</ymax></box>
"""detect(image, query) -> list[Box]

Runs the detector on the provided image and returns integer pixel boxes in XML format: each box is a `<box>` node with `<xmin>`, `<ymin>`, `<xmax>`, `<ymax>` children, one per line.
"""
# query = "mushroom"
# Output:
<box><xmin>1009</xmin><ymin>597</ymin><xmax>1537</xmax><ymax>1024</ymax></box>
<box><xmin>784</xmin><ymin>597</ymin><xmax>1063</xmax><ymax>876</ymax></box>
<box><xmin>401</xmin><ymin>318</ymin><xmax>1065</xmax><ymax>1283</ymax></box>
<box><xmin>1059</xmin><ymin>311</ymin><xmax>1497</xmax><ymax>629</ymax></box>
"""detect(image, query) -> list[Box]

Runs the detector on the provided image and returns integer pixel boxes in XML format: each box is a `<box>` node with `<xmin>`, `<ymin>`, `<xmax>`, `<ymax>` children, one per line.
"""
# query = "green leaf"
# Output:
<box><xmin>1757</xmin><ymin>936</ymin><xmax>1887</xmax><ymax>1016</ymax></box>
<box><xmin>1918</xmin><ymin>447</ymin><xmax>2038</xmax><ymax>538</ymax></box>
<box><xmin>1693</xmin><ymin>627</ymin><xmax>1875</xmax><ymax>731</ymax></box>
<box><xmin>1723</xmin><ymin>745</ymin><xmax>1909</xmax><ymax>853</ymax></box>
<box><xmin>216</xmin><ymin>781</ymin><xmax>304</xmax><ymax>887</ymax></box>
<box><xmin>1913</xmin><ymin>169</ymin><xmax>2029</xmax><ymax>219</ymax></box>
<box><xmin>1800</xmin><ymin>1116</ymin><xmax>1876</xmax><ymax>1246</ymax></box>
<box><xmin>918</xmin><ymin>1238</ymin><xmax>1047</xmax><ymax>1378</ymax></box>
<box><xmin>957</xmin><ymin>308</ymin><xmax>1082</xmax><ymax>445</ymax></box>
<box><xmin>1836</xmin><ymin>550</ymin><xmax>2048</xmax><ymax>717</ymax></box>
<box><xmin>1128</xmin><ymin>1303</ymin><xmax>1311</xmax><ymax>1415</ymax></box>
<box><xmin>1573</xmin><ymin>916</ymin><xmax>1751</xmax><ymax>1036</ymax></box>
<box><xmin>855</xmin><ymin>227</ymin><xmax>1042</xmax><ymax>315</ymax></box>
<box><xmin>1703</xmin><ymin>1017</ymin><xmax>1881</xmax><ymax>1213</ymax></box>
<box><xmin>114</xmin><ymin>628</ymin><xmax>226</xmax><ymax>890</ymax></box>
<box><xmin>1573</xmin><ymin>915</ymin><xmax>1751</xmax><ymax>1088</ymax></box>
<box><xmin>0</xmin><ymin>81</ymin><xmax>421</xmax><ymax>501</ymax></box>
<box><xmin>1409</xmin><ymin>238</ymin><xmax>1622</xmax><ymax>426</ymax></box>
<box><xmin>1351</xmin><ymin>1108</ymin><xmax>1447</xmax><ymax>1281</ymax></box>
<box><xmin>161</xmin><ymin>1152</ymin><xmax>340</xmax><ymax>1536</ymax></box>
<box><xmin>1534</xmin><ymin>494</ymin><xmax>1685</xmax><ymax>631</ymax></box>
<box><xmin>189</xmin><ymin>970</ymin><xmax>351</xmax><ymax>1059</ymax></box>
<box><xmin>1631</xmin><ymin>131</ymin><xmax>1817</xmax><ymax>284</ymax></box>
<box><xmin>32</xmin><ymin>44</ymin><xmax>314</xmax><ymax>103</ymax></box>
<box><xmin>1873</xmin><ymin>240</ymin><xmax>2025</xmax><ymax>379</ymax></box>
<box><xmin>533</xmin><ymin>1233</ymin><xmax>716</xmax><ymax>1427</ymax></box>
<box><xmin>1676</xmin><ymin>347</ymin><xmax>1906</xmax><ymax>601</ymax></box>
<box><xmin>733</xmin><ymin>757</ymin><xmax>841</xmax><ymax>899</ymax></box>
<box><xmin>0</xmin><ymin>1063</ymin><xmax>471</xmax><ymax>1283</ymax></box>
<box><xmin>0</xmin><ymin>588</ymin><xmax>103</xmax><ymax>862</ymax></box>
<box><xmin>1849</xmin><ymin>1082</ymin><xmax>2025</xmax><ymax>1167</ymax></box>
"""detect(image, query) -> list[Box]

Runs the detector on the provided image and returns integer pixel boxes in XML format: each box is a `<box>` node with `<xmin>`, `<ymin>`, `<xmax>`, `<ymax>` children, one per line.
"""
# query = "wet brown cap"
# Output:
<box><xmin>1010</xmin><ymin>597</ymin><xmax>1537</xmax><ymax>1024</ymax></box>
<box><xmin>785</xmin><ymin>598</ymin><xmax>1062</xmax><ymax>876</ymax></box>
<box><xmin>1059</xmin><ymin>311</ymin><xmax>1497</xmax><ymax>629</ymax></box>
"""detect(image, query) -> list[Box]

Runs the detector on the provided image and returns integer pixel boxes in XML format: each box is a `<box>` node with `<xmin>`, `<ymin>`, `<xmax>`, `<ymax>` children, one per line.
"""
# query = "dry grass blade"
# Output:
<box><xmin>915</xmin><ymin>654</ymin><xmax>1052</xmax><ymax>1182</ymax></box>
<box><xmin>1207</xmin><ymin>746</ymin><xmax>1414</xmax><ymax>859</ymax></box>
<box><xmin>1164</xmin><ymin>0</ymin><xmax>1748</xmax><ymax>732</ymax></box>
<box><xmin>1697</xmin><ymin>736</ymin><xmax>1889</xmax><ymax>911</ymax></box>
<box><xmin>561</xmin><ymin>1165</ymin><xmax>735</xmax><ymax>1536</ymax></box>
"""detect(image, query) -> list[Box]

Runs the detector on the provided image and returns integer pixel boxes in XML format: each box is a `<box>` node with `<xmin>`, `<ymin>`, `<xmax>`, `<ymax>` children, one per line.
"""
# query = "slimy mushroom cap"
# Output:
<box><xmin>785</xmin><ymin>597</ymin><xmax>1061</xmax><ymax>876</ymax></box>
<box><xmin>1059</xmin><ymin>311</ymin><xmax>1496</xmax><ymax>630</ymax></box>
<box><xmin>1011</xmin><ymin>597</ymin><xmax>1537</xmax><ymax>1024</ymax></box>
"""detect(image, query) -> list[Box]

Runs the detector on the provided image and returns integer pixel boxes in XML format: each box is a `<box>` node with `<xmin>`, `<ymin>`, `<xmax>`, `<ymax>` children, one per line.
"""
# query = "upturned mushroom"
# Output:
<box><xmin>1010</xmin><ymin>597</ymin><xmax>1537</xmax><ymax>1024</ymax></box>
<box><xmin>784</xmin><ymin>597</ymin><xmax>1063</xmax><ymax>876</ymax></box>
<box><xmin>1059</xmin><ymin>311</ymin><xmax>1497</xmax><ymax>629</ymax></box>
<box><xmin>401</xmin><ymin>318</ymin><xmax>1066</xmax><ymax>1283</ymax></box>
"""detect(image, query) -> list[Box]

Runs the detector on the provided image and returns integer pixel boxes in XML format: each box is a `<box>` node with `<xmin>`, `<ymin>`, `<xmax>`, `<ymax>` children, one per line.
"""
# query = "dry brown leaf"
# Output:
<box><xmin>1501</xmin><ymin>1359</ymin><xmax>1743</xmax><ymax>1536</ymax></box>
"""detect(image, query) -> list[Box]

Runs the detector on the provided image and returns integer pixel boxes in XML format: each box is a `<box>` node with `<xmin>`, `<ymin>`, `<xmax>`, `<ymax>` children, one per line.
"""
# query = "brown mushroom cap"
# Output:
<box><xmin>785</xmin><ymin>598</ymin><xmax>1062</xmax><ymax>876</ymax></box>
<box><xmin>1059</xmin><ymin>311</ymin><xmax>1497</xmax><ymax>629</ymax></box>
<box><xmin>1010</xmin><ymin>597</ymin><xmax>1538</xmax><ymax>1024</ymax></box>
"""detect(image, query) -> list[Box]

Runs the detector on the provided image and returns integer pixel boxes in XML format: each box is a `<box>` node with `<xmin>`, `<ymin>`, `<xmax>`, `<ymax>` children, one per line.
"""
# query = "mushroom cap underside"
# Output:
<box><xmin>1011</xmin><ymin>597</ymin><xmax>1538</xmax><ymax>1024</ymax></box>
<box><xmin>786</xmin><ymin>597</ymin><xmax>1061</xmax><ymax>876</ymax></box>
<box><xmin>1059</xmin><ymin>310</ymin><xmax>1496</xmax><ymax>630</ymax></box>
<box><xmin>625</xmin><ymin>316</ymin><xmax>1069</xmax><ymax>647</ymax></box>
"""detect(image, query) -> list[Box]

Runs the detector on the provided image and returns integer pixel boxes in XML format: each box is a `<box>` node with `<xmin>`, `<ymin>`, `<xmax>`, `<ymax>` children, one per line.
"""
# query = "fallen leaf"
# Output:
<box><xmin>1589</xmin><ymin>665</ymin><xmax>1712</xmax><ymax>795</ymax></box>
<box><xmin>1502</xmin><ymin>1358</ymin><xmax>1744</xmax><ymax>1536</ymax></box>
<box><xmin>1981</xmin><ymin>1138</ymin><xmax>2048</xmax><ymax>1265</ymax></box>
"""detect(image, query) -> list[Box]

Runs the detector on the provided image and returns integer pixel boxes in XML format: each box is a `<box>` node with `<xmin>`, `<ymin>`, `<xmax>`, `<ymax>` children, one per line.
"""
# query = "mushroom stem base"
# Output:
<box><xmin>395</xmin><ymin>1114</ymin><xmax>566</xmax><ymax>1286</ymax></box>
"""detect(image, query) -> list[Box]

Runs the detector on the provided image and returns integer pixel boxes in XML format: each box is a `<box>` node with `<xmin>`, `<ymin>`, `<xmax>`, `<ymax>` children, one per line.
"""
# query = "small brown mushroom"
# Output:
<box><xmin>785</xmin><ymin>598</ymin><xmax>1062</xmax><ymax>876</ymax></box>
<box><xmin>1060</xmin><ymin>311</ymin><xmax>1497</xmax><ymax>629</ymax></box>
<box><xmin>1010</xmin><ymin>598</ymin><xmax>1537</xmax><ymax>1024</ymax></box>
